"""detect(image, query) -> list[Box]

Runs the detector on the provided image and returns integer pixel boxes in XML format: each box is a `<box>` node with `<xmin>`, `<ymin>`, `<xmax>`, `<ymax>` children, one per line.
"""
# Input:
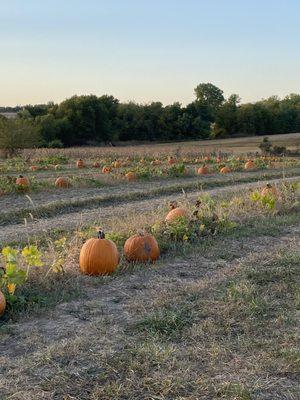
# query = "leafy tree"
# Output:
<box><xmin>0</xmin><ymin>118</ymin><xmax>41</xmax><ymax>157</ymax></box>
<box><xmin>194</xmin><ymin>83</ymin><xmax>225</xmax><ymax>110</ymax></box>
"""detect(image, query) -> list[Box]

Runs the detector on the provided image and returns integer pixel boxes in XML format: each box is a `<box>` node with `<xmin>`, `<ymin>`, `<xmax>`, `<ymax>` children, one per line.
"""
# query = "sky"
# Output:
<box><xmin>1</xmin><ymin>0</ymin><xmax>300</xmax><ymax>106</ymax></box>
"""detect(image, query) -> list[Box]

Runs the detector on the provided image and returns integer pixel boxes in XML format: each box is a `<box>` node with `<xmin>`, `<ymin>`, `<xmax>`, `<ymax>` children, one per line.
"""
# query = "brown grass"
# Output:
<box><xmin>20</xmin><ymin>132</ymin><xmax>300</xmax><ymax>160</ymax></box>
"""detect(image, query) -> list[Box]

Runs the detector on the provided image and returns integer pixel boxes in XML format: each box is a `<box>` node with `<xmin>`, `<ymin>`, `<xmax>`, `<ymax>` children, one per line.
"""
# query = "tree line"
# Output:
<box><xmin>1</xmin><ymin>83</ymin><xmax>300</xmax><ymax>149</ymax></box>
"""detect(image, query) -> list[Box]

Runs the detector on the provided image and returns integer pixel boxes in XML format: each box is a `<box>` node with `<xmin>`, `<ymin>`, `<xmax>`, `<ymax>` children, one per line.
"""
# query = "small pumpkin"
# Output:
<box><xmin>197</xmin><ymin>165</ymin><xmax>209</xmax><ymax>175</ymax></box>
<box><xmin>79</xmin><ymin>230</ymin><xmax>120</xmax><ymax>276</ymax></box>
<box><xmin>261</xmin><ymin>183</ymin><xmax>278</xmax><ymax>197</ymax></box>
<box><xmin>55</xmin><ymin>177</ymin><xmax>71</xmax><ymax>188</ymax></box>
<box><xmin>15</xmin><ymin>175</ymin><xmax>29</xmax><ymax>187</ymax></box>
<box><xmin>114</xmin><ymin>160</ymin><xmax>121</xmax><ymax>168</ymax></box>
<box><xmin>125</xmin><ymin>171</ymin><xmax>137</xmax><ymax>181</ymax></box>
<box><xmin>0</xmin><ymin>291</ymin><xmax>6</xmax><ymax>317</ymax></box>
<box><xmin>93</xmin><ymin>162</ymin><xmax>100</xmax><ymax>168</ymax></box>
<box><xmin>168</xmin><ymin>156</ymin><xmax>176</xmax><ymax>165</ymax></box>
<box><xmin>77</xmin><ymin>159</ymin><xmax>85</xmax><ymax>168</ymax></box>
<box><xmin>244</xmin><ymin>160</ymin><xmax>255</xmax><ymax>170</ymax></box>
<box><xmin>220</xmin><ymin>166</ymin><xmax>231</xmax><ymax>174</ymax></box>
<box><xmin>124</xmin><ymin>232</ymin><xmax>160</xmax><ymax>262</ymax></box>
<box><xmin>30</xmin><ymin>165</ymin><xmax>38</xmax><ymax>171</ymax></box>
<box><xmin>165</xmin><ymin>202</ymin><xmax>187</xmax><ymax>222</ymax></box>
<box><xmin>204</xmin><ymin>155</ymin><xmax>211</xmax><ymax>162</ymax></box>
<box><xmin>102</xmin><ymin>166</ymin><xmax>111</xmax><ymax>173</ymax></box>
<box><xmin>151</xmin><ymin>159</ymin><xmax>161</xmax><ymax>166</ymax></box>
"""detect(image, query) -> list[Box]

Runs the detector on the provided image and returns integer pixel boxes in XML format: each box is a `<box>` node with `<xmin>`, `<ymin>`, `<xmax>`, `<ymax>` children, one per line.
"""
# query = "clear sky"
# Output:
<box><xmin>1</xmin><ymin>0</ymin><xmax>300</xmax><ymax>106</ymax></box>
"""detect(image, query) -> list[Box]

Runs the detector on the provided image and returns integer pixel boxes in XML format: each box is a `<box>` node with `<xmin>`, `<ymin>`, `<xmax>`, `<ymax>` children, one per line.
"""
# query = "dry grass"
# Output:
<box><xmin>19</xmin><ymin>132</ymin><xmax>300</xmax><ymax>160</ymax></box>
<box><xmin>0</xmin><ymin>221</ymin><xmax>299</xmax><ymax>399</ymax></box>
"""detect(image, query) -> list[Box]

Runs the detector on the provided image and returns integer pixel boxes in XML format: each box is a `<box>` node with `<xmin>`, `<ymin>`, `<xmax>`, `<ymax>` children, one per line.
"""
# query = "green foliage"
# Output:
<box><xmin>0</xmin><ymin>245</ymin><xmax>43</xmax><ymax>309</ymax></box>
<box><xmin>0</xmin><ymin>118</ymin><xmax>42</xmax><ymax>157</ymax></box>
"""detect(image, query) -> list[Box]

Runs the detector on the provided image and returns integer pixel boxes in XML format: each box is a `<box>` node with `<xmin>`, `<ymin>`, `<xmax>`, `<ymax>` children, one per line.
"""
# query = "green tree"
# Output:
<box><xmin>194</xmin><ymin>83</ymin><xmax>225</xmax><ymax>110</ymax></box>
<box><xmin>0</xmin><ymin>118</ymin><xmax>41</xmax><ymax>157</ymax></box>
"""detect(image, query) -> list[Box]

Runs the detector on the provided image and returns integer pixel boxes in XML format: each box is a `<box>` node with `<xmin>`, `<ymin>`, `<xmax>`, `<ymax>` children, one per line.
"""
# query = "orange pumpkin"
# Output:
<box><xmin>55</xmin><ymin>177</ymin><xmax>70</xmax><ymax>188</ymax></box>
<box><xmin>77</xmin><ymin>159</ymin><xmax>85</xmax><ymax>168</ymax></box>
<box><xmin>220</xmin><ymin>166</ymin><xmax>231</xmax><ymax>174</ymax></box>
<box><xmin>151</xmin><ymin>159</ymin><xmax>161</xmax><ymax>166</ymax></box>
<box><xmin>124</xmin><ymin>233</ymin><xmax>160</xmax><ymax>262</ymax></box>
<box><xmin>204</xmin><ymin>155</ymin><xmax>211</xmax><ymax>162</ymax></box>
<box><xmin>102</xmin><ymin>166</ymin><xmax>111</xmax><ymax>173</ymax></box>
<box><xmin>30</xmin><ymin>165</ymin><xmax>38</xmax><ymax>171</ymax></box>
<box><xmin>114</xmin><ymin>160</ymin><xmax>121</xmax><ymax>168</ymax></box>
<box><xmin>0</xmin><ymin>291</ymin><xmax>6</xmax><ymax>317</ymax></box>
<box><xmin>165</xmin><ymin>206</ymin><xmax>187</xmax><ymax>222</ymax></box>
<box><xmin>79</xmin><ymin>230</ymin><xmax>120</xmax><ymax>276</ymax></box>
<box><xmin>15</xmin><ymin>175</ymin><xmax>29</xmax><ymax>187</ymax></box>
<box><xmin>168</xmin><ymin>156</ymin><xmax>176</xmax><ymax>165</ymax></box>
<box><xmin>244</xmin><ymin>160</ymin><xmax>255</xmax><ymax>170</ymax></box>
<box><xmin>93</xmin><ymin>162</ymin><xmax>100</xmax><ymax>168</ymax></box>
<box><xmin>125</xmin><ymin>171</ymin><xmax>137</xmax><ymax>181</ymax></box>
<box><xmin>197</xmin><ymin>165</ymin><xmax>209</xmax><ymax>175</ymax></box>
<box><xmin>261</xmin><ymin>183</ymin><xmax>278</xmax><ymax>197</ymax></box>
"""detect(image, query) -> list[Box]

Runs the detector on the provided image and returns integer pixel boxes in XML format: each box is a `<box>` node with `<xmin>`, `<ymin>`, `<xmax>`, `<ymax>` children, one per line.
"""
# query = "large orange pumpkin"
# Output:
<box><xmin>197</xmin><ymin>165</ymin><xmax>209</xmax><ymax>175</ymax></box>
<box><xmin>0</xmin><ymin>291</ymin><xmax>6</xmax><ymax>317</ymax></box>
<box><xmin>79</xmin><ymin>230</ymin><xmax>120</xmax><ymax>276</ymax></box>
<box><xmin>125</xmin><ymin>172</ymin><xmax>137</xmax><ymax>181</ymax></box>
<box><xmin>15</xmin><ymin>175</ymin><xmax>29</xmax><ymax>187</ymax></box>
<box><xmin>261</xmin><ymin>183</ymin><xmax>278</xmax><ymax>197</ymax></box>
<box><xmin>244</xmin><ymin>160</ymin><xmax>255</xmax><ymax>170</ymax></box>
<box><xmin>124</xmin><ymin>233</ymin><xmax>160</xmax><ymax>262</ymax></box>
<box><xmin>55</xmin><ymin>177</ymin><xmax>71</xmax><ymax>188</ymax></box>
<box><xmin>220</xmin><ymin>166</ymin><xmax>231</xmax><ymax>174</ymax></box>
<box><xmin>77</xmin><ymin>159</ymin><xmax>85</xmax><ymax>168</ymax></box>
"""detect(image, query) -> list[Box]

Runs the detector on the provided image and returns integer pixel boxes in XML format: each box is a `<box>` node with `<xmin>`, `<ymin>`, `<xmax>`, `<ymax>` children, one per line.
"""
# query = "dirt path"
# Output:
<box><xmin>0</xmin><ymin>225</ymin><xmax>298</xmax><ymax>399</ymax></box>
<box><xmin>0</xmin><ymin>176</ymin><xmax>298</xmax><ymax>245</ymax></box>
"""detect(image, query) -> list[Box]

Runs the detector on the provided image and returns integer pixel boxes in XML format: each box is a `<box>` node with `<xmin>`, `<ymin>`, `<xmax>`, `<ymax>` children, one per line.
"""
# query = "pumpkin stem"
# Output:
<box><xmin>98</xmin><ymin>230</ymin><xmax>105</xmax><ymax>239</ymax></box>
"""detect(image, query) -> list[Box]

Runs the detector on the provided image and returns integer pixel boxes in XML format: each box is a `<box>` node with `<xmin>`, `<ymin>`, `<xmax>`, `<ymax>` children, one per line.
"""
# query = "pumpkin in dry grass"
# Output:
<box><xmin>15</xmin><ymin>175</ymin><xmax>29</xmax><ymax>187</ymax></box>
<box><xmin>204</xmin><ymin>155</ymin><xmax>211</xmax><ymax>162</ymax></box>
<box><xmin>79</xmin><ymin>230</ymin><xmax>120</xmax><ymax>275</ymax></box>
<box><xmin>77</xmin><ymin>159</ymin><xmax>85</xmax><ymax>168</ymax></box>
<box><xmin>124</xmin><ymin>232</ymin><xmax>160</xmax><ymax>262</ymax></box>
<box><xmin>261</xmin><ymin>183</ymin><xmax>278</xmax><ymax>197</ymax></box>
<box><xmin>0</xmin><ymin>291</ymin><xmax>6</xmax><ymax>317</ymax></box>
<box><xmin>93</xmin><ymin>162</ymin><xmax>100</xmax><ymax>168</ymax></box>
<box><xmin>244</xmin><ymin>160</ymin><xmax>255</xmax><ymax>170</ymax></box>
<box><xmin>55</xmin><ymin>177</ymin><xmax>71</xmax><ymax>188</ymax></box>
<box><xmin>151</xmin><ymin>159</ymin><xmax>160</xmax><ymax>166</ymax></box>
<box><xmin>102</xmin><ymin>166</ymin><xmax>111</xmax><ymax>173</ymax></box>
<box><xmin>30</xmin><ymin>165</ymin><xmax>38</xmax><ymax>171</ymax></box>
<box><xmin>197</xmin><ymin>165</ymin><xmax>209</xmax><ymax>175</ymax></box>
<box><xmin>220</xmin><ymin>166</ymin><xmax>231</xmax><ymax>174</ymax></box>
<box><xmin>165</xmin><ymin>201</ymin><xmax>187</xmax><ymax>222</ymax></box>
<box><xmin>168</xmin><ymin>156</ymin><xmax>176</xmax><ymax>165</ymax></box>
<box><xmin>114</xmin><ymin>160</ymin><xmax>121</xmax><ymax>168</ymax></box>
<box><xmin>125</xmin><ymin>171</ymin><xmax>137</xmax><ymax>181</ymax></box>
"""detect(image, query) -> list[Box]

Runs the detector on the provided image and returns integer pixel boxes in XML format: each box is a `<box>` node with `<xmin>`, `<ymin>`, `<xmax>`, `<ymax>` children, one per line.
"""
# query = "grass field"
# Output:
<box><xmin>0</xmin><ymin>134</ymin><xmax>299</xmax><ymax>399</ymax></box>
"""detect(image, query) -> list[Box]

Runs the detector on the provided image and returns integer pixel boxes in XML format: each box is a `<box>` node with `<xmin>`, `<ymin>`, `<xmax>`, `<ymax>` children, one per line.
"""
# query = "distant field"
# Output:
<box><xmin>20</xmin><ymin>132</ymin><xmax>300</xmax><ymax>159</ymax></box>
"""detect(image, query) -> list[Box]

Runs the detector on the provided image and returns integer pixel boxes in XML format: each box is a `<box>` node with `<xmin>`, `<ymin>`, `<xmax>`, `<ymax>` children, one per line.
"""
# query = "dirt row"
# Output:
<box><xmin>0</xmin><ymin>168</ymin><xmax>296</xmax><ymax>214</ymax></box>
<box><xmin>0</xmin><ymin>224</ymin><xmax>298</xmax><ymax>399</ymax></box>
<box><xmin>0</xmin><ymin>176</ymin><xmax>298</xmax><ymax>245</ymax></box>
